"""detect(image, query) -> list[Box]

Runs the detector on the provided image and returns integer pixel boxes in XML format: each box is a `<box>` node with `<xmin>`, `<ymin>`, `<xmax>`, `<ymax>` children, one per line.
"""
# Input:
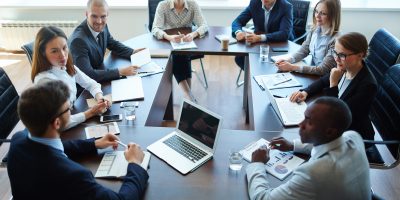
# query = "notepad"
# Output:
<box><xmin>254</xmin><ymin>73</ymin><xmax>302</xmax><ymax>90</ymax></box>
<box><xmin>170</xmin><ymin>40</ymin><xmax>197</xmax><ymax>50</ymax></box>
<box><xmin>130</xmin><ymin>48</ymin><xmax>152</xmax><ymax>67</ymax></box>
<box><xmin>111</xmin><ymin>76</ymin><xmax>144</xmax><ymax>102</ymax></box>
<box><xmin>86</xmin><ymin>94</ymin><xmax>112</xmax><ymax>108</ymax></box>
<box><xmin>85</xmin><ymin>122</ymin><xmax>120</xmax><ymax>139</ymax></box>
<box><xmin>240</xmin><ymin>138</ymin><xmax>305</xmax><ymax>180</ymax></box>
<box><xmin>95</xmin><ymin>151</ymin><xmax>151</xmax><ymax>178</ymax></box>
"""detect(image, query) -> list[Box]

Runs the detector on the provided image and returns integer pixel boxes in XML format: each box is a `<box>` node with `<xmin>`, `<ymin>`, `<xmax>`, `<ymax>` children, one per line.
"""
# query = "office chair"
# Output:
<box><xmin>21</xmin><ymin>42</ymin><xmax>34</xmax><ymax>66</ymax></box>
<box><xmin>0</xmin><ymin>67</ymin><xmax>20</xmax><ymax>164</ymax></box>
<box><xmin>147</xmin><ymin>0</ymin><xmax>208</xmax><ymax>89</ymax></box>
<box><xmin>288</xmin><ymin>0</ymin><xmax>310</xmax><ymax>45</ymax></box>
<box><xmin>365</xmin><ymin>28</ymin><xmax>400</xmax><ymax>84</ymax></box>
<box><xmin>236</xmin><ymin>0</ymin><xmax>310</xmax><ymax>87</ymax></box>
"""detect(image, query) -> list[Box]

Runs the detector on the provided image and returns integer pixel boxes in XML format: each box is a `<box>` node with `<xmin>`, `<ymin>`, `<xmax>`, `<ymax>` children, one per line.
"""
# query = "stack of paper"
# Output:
<box><xmin>240</xmin><ymin>138</ymin><xmax>305</xmax><ymax>180</ymax></box>
<box><xmin>253</xmin><ymin>72</ymin><xmax>302</xmax><ymax>90</ymax></box>
<box><xmin>95</xmin><ymin>151</ymin><xmax>151</xmax><ymax>178</ymax></box>
<box><xmin>85</xmin><ymin>122</ymin><xmax>120</xmax><ymax>139</ymax></box>
<box><xmin>130</xmin><ymin>48</ymin><xmax>164</xmax><ymax>77</ymax></box>
<box><xmin>170</xmin><ymin>41</ymin><xmax>197</xmax><ymax>50</ymax></box>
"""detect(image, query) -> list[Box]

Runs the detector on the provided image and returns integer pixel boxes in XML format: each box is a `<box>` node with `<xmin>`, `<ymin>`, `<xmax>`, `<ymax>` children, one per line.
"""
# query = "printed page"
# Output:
<box><xmin>85</xmin><ymin>122</ymin><xmax>120</xmax><ymax>139</ymax></box>
<box><xmin>254</xmin><ymin>73</ymin><xmax>302</xmax><ymax>90</ymax></box>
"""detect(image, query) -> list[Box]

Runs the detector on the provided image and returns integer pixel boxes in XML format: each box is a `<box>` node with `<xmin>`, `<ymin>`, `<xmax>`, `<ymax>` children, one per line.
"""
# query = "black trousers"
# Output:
<box><xmin>172</xmin><ymin>54</ymin><xmax>192</xmax><ymax>83</ymax></box>
<box><xmin>235</xmin><ymin>56</ymin><xmax>245</xmax><ymax>70</ymax></box>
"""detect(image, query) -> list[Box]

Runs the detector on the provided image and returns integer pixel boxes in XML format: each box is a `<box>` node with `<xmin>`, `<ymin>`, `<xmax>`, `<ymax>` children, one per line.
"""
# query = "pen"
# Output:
<box><xmin>115</xmin><ymin>140</ymin><xmax>128</xmax><ymax>148</ymax></box>
<box><xmin>273</xmin><ymin>78</ymin><xmax>292</xmax><ymax>86</ymax></box>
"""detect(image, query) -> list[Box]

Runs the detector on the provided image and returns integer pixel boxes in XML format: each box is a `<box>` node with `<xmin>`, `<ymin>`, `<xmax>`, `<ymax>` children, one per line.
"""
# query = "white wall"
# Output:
<box><xmin>1</xmin><ymin>7</ymin><xmax>399</xmax><ymax>46</ymax></box>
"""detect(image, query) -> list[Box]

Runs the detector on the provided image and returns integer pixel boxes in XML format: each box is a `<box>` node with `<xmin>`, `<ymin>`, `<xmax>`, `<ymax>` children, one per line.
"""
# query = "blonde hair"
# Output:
<box><xmin>312</xmin><ymin>0</ymin><xmax>341</xmax><ymax>36</ymax></box>
<box><xmin>31</xmin><ymin>26</ymin><xmax>75</xmax><ymax>82</ymax></box>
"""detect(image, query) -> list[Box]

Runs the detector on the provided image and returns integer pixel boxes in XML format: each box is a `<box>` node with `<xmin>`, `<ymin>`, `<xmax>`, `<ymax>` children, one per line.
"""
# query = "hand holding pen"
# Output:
<box><xmin>269</xmin><ymin>137</ymin><xmax>294</xmax><ymax>152</ymax></box>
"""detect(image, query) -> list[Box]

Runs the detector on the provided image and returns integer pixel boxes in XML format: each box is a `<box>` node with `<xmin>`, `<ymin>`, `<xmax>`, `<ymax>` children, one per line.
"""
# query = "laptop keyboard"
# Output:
<box><xmin>163</xmin><ymin>135</ymin><xmax>208</xmax><ymax>163</ymax></box>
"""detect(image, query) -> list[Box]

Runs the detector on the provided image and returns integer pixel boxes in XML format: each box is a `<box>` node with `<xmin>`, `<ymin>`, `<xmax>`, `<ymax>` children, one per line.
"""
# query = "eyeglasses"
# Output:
<box><xmin>52</xmin><ymin>107</ymin><xmax>71</xmax><ymax>122</ymax></box>
<box><xmin>331</xmin><ymin>49</ymin><xmax>358</xmax><ymax>61</ymax></box>
<box><xmin>314</xmin><ymin>9</ymin><xmax>328</xmax><ymax>17</ymax></box>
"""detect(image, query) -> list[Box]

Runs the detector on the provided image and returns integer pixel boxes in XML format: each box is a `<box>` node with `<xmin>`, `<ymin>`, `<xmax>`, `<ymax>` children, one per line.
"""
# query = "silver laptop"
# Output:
<box><xmin>147</xmin><ymin>99</ymin><xmax>222</xmax><ymax>174</ymax></box>
<box><xmin>262</xmin><ymin>79</ymin><xmax>307</xmax><ymax>126</ymax></box>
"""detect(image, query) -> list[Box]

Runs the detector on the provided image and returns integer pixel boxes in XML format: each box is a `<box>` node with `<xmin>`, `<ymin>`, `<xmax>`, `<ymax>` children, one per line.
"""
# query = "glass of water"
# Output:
<box><xmin>260</xmin><ymin>44</ymin><xmax>270</xmax><ymax>62</ymax></box>
<box><xmin>229</xmin><ymin>148</ymin><xmax>243</xmax><ymax>171</ymax></box>
<box><xmin>123</xmin><ymin>105</ymin><xmax>136</xmax><ymax>121</ymax></box>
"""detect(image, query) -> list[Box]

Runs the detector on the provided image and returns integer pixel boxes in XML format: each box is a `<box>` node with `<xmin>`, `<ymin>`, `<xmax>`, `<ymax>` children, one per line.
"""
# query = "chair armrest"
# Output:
<box><xmin>364</xmin><ymin>140</ymin><xmax>400</xmax><ymax>169</ymax></box>
<box><xmin>293</xmin><ymin>31</ymin><xmax>309</xmax><ymax>44</ymax></box>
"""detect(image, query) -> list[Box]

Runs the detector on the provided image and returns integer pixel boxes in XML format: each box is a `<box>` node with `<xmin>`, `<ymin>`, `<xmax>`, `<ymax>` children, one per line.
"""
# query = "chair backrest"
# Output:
<box><xmin>0</xmin><ymin>67</ymin><xmax>19</xmax><ymax>146</ymax></box>
<box><xmin>288</xmin><ymin>0</ymin><xmax>310</xmax><ymax>45</ymax></box>
<box><xmin>370</xmin><ymin>64</ymin><xmax>400</xmax><ymax>157</ymax></box>
<box><xmin>148</xmin><ymin>0</ymin><xmax>164</xmax><ymax>32</ymax></box>
<box><xmin>21</xmin><ymin>42</ymin><xmax>34</xmax><ymax>66</ymax></box>
<box><xmin>365</xmin><ymin>28</ymin><xmax>400</xmax><ymax>84</ymax></box>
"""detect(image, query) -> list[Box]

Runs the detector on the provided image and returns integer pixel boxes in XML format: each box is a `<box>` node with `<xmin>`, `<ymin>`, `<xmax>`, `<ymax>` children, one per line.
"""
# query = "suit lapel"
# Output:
<box><xmin>340</xmin><ymin>66</ymin><xmax>367</xmax><ymax>100</ymax></box>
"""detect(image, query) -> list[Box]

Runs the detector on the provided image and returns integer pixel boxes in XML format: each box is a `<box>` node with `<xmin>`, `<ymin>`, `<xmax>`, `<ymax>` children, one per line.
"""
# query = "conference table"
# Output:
<box><xmin>66</xmin><ymin>26</ymin><xmax>318</xmax><ymax>199</ymax></box>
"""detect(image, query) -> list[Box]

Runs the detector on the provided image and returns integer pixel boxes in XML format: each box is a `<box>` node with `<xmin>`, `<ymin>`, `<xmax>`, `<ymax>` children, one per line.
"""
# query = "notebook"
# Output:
<box><xmin>214</xmin><ymin>34</ymin><xmax>237</xmax><ymax>45</ymax></box>
<box><xmin>111</xmin><ymin>76</ymin><xmax>144</xmax><ymax>102</ymax></box>
<box><xmin>85</xmin><ymin>122</ymin><xmax>120</xmax><ymax>139</ymax></box>
<box><xmin>262</xmin><ymin>79</ymin><xmax>307</xmax><ymax>126</ymax></box>
<box><xmin>95</xmin><ymin>151</ymin><xmax>151</xmax><ymax>178</ymax></box>
<box><xmin>170</xmin><ymin>40</ymin><xmax>197</xmax><ymax>50</ymax></box>
<box><xmin>240</xmin><ymin>138</ymin><xmax>305</xmax><ymax>180</ymax></box>
<box><xmin>254</xmin><ymin>73</ymin><xmax>302</xmax><ymax>90</ymax></box>
<box><xmin>130</xmin><ymin>48</ymin><xmax>164</xmax><ymax>77</ymax></box>
<box><xmin>147</xmin><ymin>99</ymin><xmax>223</xmax><ymax>174</ymax></box>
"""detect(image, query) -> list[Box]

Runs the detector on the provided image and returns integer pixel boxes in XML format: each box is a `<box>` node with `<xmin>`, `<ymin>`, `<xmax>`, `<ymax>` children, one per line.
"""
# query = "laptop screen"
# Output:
<box><xmin>178</xmin><ymin>101</ymin><xmax>220</xmax><ymax>148</ymax></box>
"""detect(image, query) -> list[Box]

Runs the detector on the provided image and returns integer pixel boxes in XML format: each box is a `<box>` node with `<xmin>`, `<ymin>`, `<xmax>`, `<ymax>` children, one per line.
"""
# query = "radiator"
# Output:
<box><xmin>0</xmin><ymin>20</ymin><xmax>79</xmax><ymax>51</ymax></box>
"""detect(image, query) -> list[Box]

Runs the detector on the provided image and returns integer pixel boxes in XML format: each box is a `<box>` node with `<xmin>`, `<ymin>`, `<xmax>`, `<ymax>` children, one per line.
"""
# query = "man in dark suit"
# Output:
<box><xmin>7</xmin><ymin>80</ymin><xmax>148</xmax><ymax>200</ymax></box>
<box><xmin>69</xmin><ymin>0</ymin><xmax>143</xmax><ymax>82</ymax></box>
<box><xmin>232</xmin><ymin>0</ymin><xmax>294</xmax><ymax>69</ymax></box>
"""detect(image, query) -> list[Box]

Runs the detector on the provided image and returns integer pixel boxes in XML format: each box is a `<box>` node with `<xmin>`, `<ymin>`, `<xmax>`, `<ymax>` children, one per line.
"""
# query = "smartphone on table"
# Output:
<box><xmin>100</xmin><ymin>114</ymin><xmax>122</xmax><ymax>123</ymax></box>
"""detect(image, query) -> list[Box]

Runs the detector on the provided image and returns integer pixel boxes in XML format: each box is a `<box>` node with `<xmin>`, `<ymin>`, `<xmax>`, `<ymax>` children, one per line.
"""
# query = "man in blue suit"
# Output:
<box><xmin>7</xmin><ymin>80</ymin><xmax>149</xmax><ymax>200</ymax></box>
<box><xmin>232</xmin><ymin>0</ymin><xmax>294</xmax><ymax>70</ymax></box>
<box><xmin>69</xmin><ymin>0</ymin><xmax>144</xmax><ymax>82</ymax></box>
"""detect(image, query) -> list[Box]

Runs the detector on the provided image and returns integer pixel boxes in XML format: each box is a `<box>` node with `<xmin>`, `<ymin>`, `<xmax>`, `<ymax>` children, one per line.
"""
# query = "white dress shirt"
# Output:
<box><xmin>34</xmin><ymin>65</ymin><xmax>102</xmax><ymax>130</ymax></box>
<box><xmin>246</xmin><ymin>131</ymin><xmax>371</xmax><ymax>200</ymax></box>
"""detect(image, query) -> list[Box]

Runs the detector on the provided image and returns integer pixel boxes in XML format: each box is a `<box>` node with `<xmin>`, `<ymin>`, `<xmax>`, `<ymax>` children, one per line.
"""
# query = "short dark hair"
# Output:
<box><xmin>336</xmin><ymin>32</ymin><xmax>369</xmax><ymax>58</ymax></box>
<box><xmin>18</xmin><ymin>80</ymin><xmax>70</xmax><ymax>136</ymax></box>
<box><xmin>312</xmin><ymin>97</ymin><xmax>352</xmax><ymax>133</ymax></box>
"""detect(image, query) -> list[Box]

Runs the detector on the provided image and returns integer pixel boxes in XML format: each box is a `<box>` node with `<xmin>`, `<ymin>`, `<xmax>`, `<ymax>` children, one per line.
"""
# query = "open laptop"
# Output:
<box><xmin>262</xmin><ymin>79</ymin><xmax>307</xmax><ymax>126</ymax></box>
<box><xmin>147</xmin><ymin>99</ymin><xmax>223</xmax><ymax>175</ymax></box>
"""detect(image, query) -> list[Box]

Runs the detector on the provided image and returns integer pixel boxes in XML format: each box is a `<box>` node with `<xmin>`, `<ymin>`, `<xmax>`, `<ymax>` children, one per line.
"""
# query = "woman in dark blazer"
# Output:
<box><xmin>290</xmin><ymin>32</ymin><xmax>377</xmax><ymax>142</ymax></box>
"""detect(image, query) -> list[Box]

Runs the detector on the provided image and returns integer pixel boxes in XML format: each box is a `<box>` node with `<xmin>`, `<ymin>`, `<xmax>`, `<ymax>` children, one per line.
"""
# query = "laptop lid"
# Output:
<box><xmin>175</xmin><ymin>99</ymin><xmax>222</xmax><ymax>152</ymax></box>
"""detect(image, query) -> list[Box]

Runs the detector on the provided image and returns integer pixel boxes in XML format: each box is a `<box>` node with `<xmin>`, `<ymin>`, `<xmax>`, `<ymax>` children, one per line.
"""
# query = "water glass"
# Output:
<box><xmin>229</xmin><ymin>149</ymin><xmax>243</xmax><ymax>171</ymax></box>
<box><xmin>123</xmin><ymin>105</ymin><xmax>136</xmax><ymax>121</ymax></box>
<box><xmin>260</xmin><ymin>45</ymin><xmax>270</xmax><ymax>62</ymax></box>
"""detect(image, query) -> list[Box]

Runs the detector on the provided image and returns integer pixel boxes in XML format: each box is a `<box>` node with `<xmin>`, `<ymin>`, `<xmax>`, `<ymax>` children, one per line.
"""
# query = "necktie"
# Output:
<box><xmin>97</xmin><ymin>34</ymin><xmax>103</xmax><ymax>48</ymax></box>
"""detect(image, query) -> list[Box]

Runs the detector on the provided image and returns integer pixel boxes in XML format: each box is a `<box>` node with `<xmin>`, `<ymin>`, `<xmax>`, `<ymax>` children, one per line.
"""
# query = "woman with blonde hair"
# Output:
<box><xmin>276</xmin><ymin>0</ymin><xmax>341</xmax><ymax>75</ymax></box>
<box><xmin>31</xmin><ymin>26</ymin><xmax>108</xmax><ymax>130</ymax></box>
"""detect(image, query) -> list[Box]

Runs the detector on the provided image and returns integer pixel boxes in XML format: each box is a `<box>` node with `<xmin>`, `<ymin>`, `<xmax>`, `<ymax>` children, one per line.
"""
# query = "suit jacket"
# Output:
<box><xmin>246</xmin><ymin>131</ymin><xmax>371</xmax><ymax>200</ymax></box>
<box><xmin>231</xmin><ymin>0</ymin><xmax>294</xmax><ymax>42</ymax></box>
<box><xmin>7</xmin><ymin>130</ymin><xmax>148</xmax><ymax>200</ymax></box>
<box><xmin>304</xmin><ymin>63</ymin><xmax>378</xmax><ymax>140</ymax></box>
<box><xmin>69</xmin><ymin>20</ymin><xmax>134</xmax><ymax>82</ymax></box>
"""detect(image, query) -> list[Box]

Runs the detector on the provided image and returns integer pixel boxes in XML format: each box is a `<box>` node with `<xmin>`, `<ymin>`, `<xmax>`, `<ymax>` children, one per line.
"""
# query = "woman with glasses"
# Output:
<box><xmin>31</xmin><ymin>26</ymin><xmax>109</xmax><ymax>131</ymax></box>
<box><xmin>276</xmin><ymin>0</ymin><xmax>341</xmax><ymax>75</ymax></box>
<box><xmin>152</xmin><ymin>0</ymin><xmax>208</xmax><ymax>102</ymax></box>
<box><xmin>290</xmin><ymin>32</ymin><xmax>377</xmax><ymax>148</ymax></box>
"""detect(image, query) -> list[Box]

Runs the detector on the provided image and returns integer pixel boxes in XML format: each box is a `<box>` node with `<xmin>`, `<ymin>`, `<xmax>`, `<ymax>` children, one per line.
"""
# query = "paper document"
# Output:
<box><xmin>111</xmin><ymin>76</ymin><xmax>144</xmax><ymax>102</ymax></box>
<box><xmin>271</xmin><ymin>54</ymin><xmax>307</xmax><ymax>66</ymax></box>
<box><xmin>95</xmin><ymin>151</ymin><xmax>151</xmax><ymax>178</ymax></box>
<box><xmin>254</xmin><ymin>73</ymin><xmax>302</xmax><ymax>90</ymax></box>
<box><xmin>86</xmin><ymin>94</ymin><xmax>112</xmax><ymax>108</ymax></box>
<box><xmin>170</xmin><ymin>40</ymin><xmax>197</xmax><ymax>50</ymax></box>
<box><xmin>240</xmin><ymin>138</ymin><xmax>305</xmax><ymax>180</ymax></box>
<box><xmin>136</xmin><ymin>62</ymin><xmax>164</xmax><ymax>77</ymax></box>
<box><xmin>85</xmin><ymin>122</ymin><xmax>120</xmax><ymax>139</ymax></box>
<box><xmin>130</xmin><ymin>48</ymin><xmax>151</xmax><ymax>67</ymax></box>
<box><xmin>215</xmin><ymin>34</ymin><xmax>237</xmax><ymax>45</ymax></box>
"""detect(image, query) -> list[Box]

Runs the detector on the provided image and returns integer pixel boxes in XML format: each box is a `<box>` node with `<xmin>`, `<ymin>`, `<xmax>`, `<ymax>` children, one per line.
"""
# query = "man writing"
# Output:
<box><xmin>232</xmin><ymin>0</ymin><xmax>293</xmax><ymax>70</ymax></box>
<box><xmin>247</xmin><ymin>97</ymin><xmax>371</xmax><ymax>199</ymax></box>
<box><xmin>69</xmin><ymin>0</ymin><xmax>144</xmax><ymax>82</ymax></box>
<box><xmin>7</xmin><ymin>80</ymin><xmax>148</xmax><ymax>199</ymax></box>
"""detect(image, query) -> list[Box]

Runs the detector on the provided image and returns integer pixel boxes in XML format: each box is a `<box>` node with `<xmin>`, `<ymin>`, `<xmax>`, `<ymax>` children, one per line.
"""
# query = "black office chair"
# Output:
<box><xmin>21</xmin><ymin>42</ymin><xmax>34</xmax><ymax>66</ymax></box>
<box><xmin>365</xmin><ymin>28</ymin><xmax>400</xmax><ymax>84</ymax></box>
<box><xmin>147</xmin><ymin>0</ymin><xmax>208</xmax><ymax>89</ymax></box>
<box><xmin>288</xmin><ymin>0</ymin><xmax>310</xmax><ymax>45</ymax></box>
<box><xmin>236</xmin><ymin>0</ymin><xmax>310</xmax><ymax>87</ymax></box>
<box><xmin>0</xmin><ymin>67</ymin><xmax>20</xmax><ymax>164</ymax></box>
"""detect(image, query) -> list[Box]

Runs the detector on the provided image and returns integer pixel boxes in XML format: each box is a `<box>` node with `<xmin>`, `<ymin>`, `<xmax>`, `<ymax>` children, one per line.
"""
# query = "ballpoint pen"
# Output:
<box><xmin>273</xmin><ymin>78</ymin><xmax>292</xmax><ymax>86</ymax></box>
<box><xmin>115</xmin><ymin>140</ymin><xmax>128</xmax><ymax>148</ymax></box>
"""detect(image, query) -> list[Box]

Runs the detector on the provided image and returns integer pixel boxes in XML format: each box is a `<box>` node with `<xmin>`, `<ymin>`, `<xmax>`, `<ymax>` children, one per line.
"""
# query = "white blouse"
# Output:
<box><xmin>34</xmin><ymin>65</ymin><xmax>102</xmax><ymax>130</ymax></box>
